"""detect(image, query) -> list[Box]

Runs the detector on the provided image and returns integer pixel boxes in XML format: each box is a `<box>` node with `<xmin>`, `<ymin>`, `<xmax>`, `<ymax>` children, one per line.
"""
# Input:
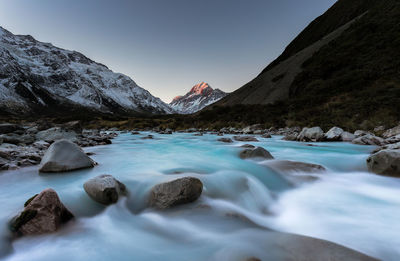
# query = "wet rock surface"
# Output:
<box><xmin>9</xmin><ymin>188</ymin><xmax>74</xmax><ymax>237</ymax></box>
<box><xmin>240</xmin><ymin>147</ymin><xmax>274</xmax><ymax>160</ymax></box>
<box><xmin>39</xmin><ymin>140</ymin><xmax>96</xmax><ymax>173</ymax></box>
<box><xmin>367</xmin><ymin>149</ymin><xmax>400</xmax><ymax>177</ymax></box>
<box><xmin>0</xmin><ymin>122</ymin><xmax>117</xmax><ymax>172</ymax></box>
<box><xmin>149</xmin><ymin>177</ymin><xmax>203</xmax><ymax>209</ymax></box>
<box><xmin>84</xmin><ymin>175</ymin><xmax>127</xmax><ymax>205</ymax></box>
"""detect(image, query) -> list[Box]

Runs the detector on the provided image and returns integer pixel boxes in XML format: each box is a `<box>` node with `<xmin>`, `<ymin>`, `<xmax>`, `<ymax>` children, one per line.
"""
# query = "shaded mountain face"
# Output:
<box><xmin>0</xmin><ymin>27</ymin><xmax>173</xmax><ymax>117</ymax></box>
<box><xmin>170</xmin><ymin>82</ymin><xmax>227</xmax><ymax>114</ymax></box>
<box><xmin>213</xmin><ymin>0</ymin><xmax>400</xmax><ymax>129</ymax></box>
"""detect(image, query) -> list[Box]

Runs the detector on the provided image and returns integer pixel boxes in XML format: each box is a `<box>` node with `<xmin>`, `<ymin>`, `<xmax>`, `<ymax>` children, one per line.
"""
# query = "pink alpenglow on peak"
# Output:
<box><xmin>170</xmin><ymin>82</ymin><xmax>228</xmax><ymax>114</ymax></box>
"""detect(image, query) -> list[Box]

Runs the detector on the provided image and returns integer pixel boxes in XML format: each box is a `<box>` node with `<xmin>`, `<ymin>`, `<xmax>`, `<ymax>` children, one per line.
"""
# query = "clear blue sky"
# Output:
<box><xmin>0</xmin><ymin>0</ymin><xmax>336</xmax><ymax>102</ymax></box>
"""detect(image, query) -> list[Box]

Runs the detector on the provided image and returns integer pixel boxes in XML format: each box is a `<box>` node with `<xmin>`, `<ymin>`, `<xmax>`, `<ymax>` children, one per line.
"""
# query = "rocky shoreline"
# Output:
<box><xmin>0</xmin><ymin>121</ymin><xmax>117</xmax><ymax>171</ymax></box>
<box><xmin>2</xmin><ymin>121</ymin><xmax>400</xmax><ymax>178</ymax></box>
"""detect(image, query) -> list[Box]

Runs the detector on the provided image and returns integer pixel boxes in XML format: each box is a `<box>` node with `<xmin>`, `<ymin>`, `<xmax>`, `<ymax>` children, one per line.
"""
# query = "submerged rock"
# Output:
<box><xmin>264</xmin><ymin>160</ymin><xmax>326</xmax><ymax>173</ymax></box>
<box><xmin>9</xmin><ymin>188</ymin><xmax>74</xmax><ymax>237</ymax></box>
<box><xmin>260</xmin><ymin>231</ymin><xmax>378</xmax><ymax>261</ymax></box>
<box><xmin>39</xmin><ymin>139</ymin><xmax>95</xmax><ymax>173</ymax></box>
<box><xmin>141</xmin><ymin>135</ymin><xmax>154</xmax><ymax>140</ymax></box>
<box><xmin>366</xmin><ymin>149</ymin><xmax>400</xmax><ymax>177</ymax></box>
<box><xmin>84</xmin><ymin>175</ymin><xmax>127</xmax><ymax>205</ymax></box>
<box><xmin>218</xmin><ymin>138</ymin><xmax>233</xmax><ymax>143</ymax></box>
<box><xmin>149</xmin><ymin>177</ymin><xmax>203</xmax><ymax>209</ymax></box>
<box><xmin>241</xmin><ymin>144</ymin><xmax>255</xmax><ymax>149</ymax></box>
<box><xmin>240</xmin><ymin>147</ymin><xmax>274</xmax><ymax>160</ymax></box>
<box><xmin>324</xmin><ymin>127</ymin><xmax>344</xmax><ymax>141</ymax></box>
<box><xmin>233</xmin><ymin>136</ymin><xmax>259</xmax><ymax>142</ymax></box>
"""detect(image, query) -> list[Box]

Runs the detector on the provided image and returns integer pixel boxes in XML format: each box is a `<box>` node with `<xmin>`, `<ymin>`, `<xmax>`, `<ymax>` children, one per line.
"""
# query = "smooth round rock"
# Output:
<box><xmin>149</xmin><ymin>177</ymin><xmax>203</xmax><ymax>209</ymax></box>
<box><xmin>84</xmin><ymin>175</ymin><xmax>126</xmax><ymax>205</ymax></box>
<box><xmin>39</xmin><ymin>139</ymin><xmax>95</xmax><ymax>173</ymax></box>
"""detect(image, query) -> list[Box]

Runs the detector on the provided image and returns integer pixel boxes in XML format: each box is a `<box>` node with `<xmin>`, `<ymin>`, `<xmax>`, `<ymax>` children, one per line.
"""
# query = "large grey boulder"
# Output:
<box><xmin>297</xmin><ymin>127</ymin><xmax>324</xmax><ymax>142</ymax></box>
<box><xmin>149</xmin><ymin>177</ymin><xmax>203</xmax><ymax>209</ymax></box>
<box><xmin>240</xmin><ymin>147</ymin><xmax>274</xmax><ymax>160</ymax></box>
<box><xmin>382</xmin><ymin>125</ymin><xmax>400</xmax><ymax>138</ymax></box>
<box><xmin>366</xmin><ymin>149</ymin><xmax>400</xmax><ymax>177</ymax></box>
<box><xmin>340</xmin><ymin>131</ymin><xmax>356</xmax><ymax>142</ymax></box>
<box><xmin>264</xmin><ymin>160</ymin><xmax>326</xmax><ymax>173</ymax></box>
<box><xmin>36</xmin><ymin>127</ymin><xmax>77</xmax><ymax>143</ymax></box>
<box><xmin>9</xmin><ymin>188</ymin><xmax>74</xmax><ymax>237</ymax></box>
<box><xmin>324</xmin><ymin>127</ymin><xmax>344</xmax><ymax>141</ymax></box>
<box><xmin>39</xmin><ymin>139</ymin><xmax>95</xmax><ymax>173</ymax></box>
<box><xmin>84</xmin><ymin>175</ymin><xmax>126</xmax><ymax>205</ymax></box>
<box><xmin>352</xmin><ymin>134</ymin><xmax>386</xmax><ymax>146</ymax></box>
<box><xmin>354</xmin><ymin>130</ymin><xmax>371</xmax><ymax>138</ymax></box>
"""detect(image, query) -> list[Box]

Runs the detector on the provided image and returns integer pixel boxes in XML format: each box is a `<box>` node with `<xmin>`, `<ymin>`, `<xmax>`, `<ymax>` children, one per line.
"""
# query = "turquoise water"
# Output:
<box><xmin>0</xmin><ymin>132</ymin><xmax>399</xmax><ymax>260</ymax></box>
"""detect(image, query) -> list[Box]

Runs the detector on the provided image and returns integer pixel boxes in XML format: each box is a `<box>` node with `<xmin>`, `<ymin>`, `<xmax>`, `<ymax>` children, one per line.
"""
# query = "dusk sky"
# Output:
<box><xmin>0</xmin><ymin>0</ymin><xmax>336</xmax><ymax>103</ymax></box>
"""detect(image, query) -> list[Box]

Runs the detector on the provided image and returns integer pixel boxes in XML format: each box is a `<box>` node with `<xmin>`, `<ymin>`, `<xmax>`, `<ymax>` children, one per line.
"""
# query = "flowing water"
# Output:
<box><xmin>0</xmin><ymin>132</ymin><xmax>399</xmax><ymax>260</ymax></box>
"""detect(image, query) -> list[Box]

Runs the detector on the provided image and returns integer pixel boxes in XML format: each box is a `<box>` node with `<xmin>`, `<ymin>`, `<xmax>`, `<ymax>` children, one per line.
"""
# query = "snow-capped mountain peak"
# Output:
<box><xmin>0</xmin><ymin>26</ymin><xmax>173</xmax><ymax>116</ymax></box>
<box><xmin>170</xmin><ymin>82</ymin><xmax>227</xmax><ymax>114</ymax></box>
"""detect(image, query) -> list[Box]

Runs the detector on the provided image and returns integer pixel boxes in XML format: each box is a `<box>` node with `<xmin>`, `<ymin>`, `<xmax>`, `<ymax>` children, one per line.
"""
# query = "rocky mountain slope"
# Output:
<box><xmin>170</xmin><ymin>82</ymin><xmax>227</xmax><ymax>114</ymax></box>
<box><xmin>0</xmin><ymin>26</ymin><xmax>173</xmax><ymax>117</ymax></box>
<box><xmin>212</xmin><ymin>0</ymin><xmax>400</xmax><ymax>129</ymax></box>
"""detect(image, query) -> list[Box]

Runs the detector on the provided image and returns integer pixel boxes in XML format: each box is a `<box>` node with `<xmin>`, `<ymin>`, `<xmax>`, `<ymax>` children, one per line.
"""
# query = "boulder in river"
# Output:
<box><xmin>264</xmin><ymin>160</ymin><xmax>326</xmax><ymax>173</ymax></box>
<box><xmin>233</xmin><ymin>136</ymin><xmax>259</xmax><ymax>142</ymax></box>
<box><xmin>297</xmin><ymin>127</ymin><xmax>324</xmax><ymax>142</ymax></box>
<box><xmin>9</xmin><ymin>188</ymin><xmax>74</xmax><ymax>237</ymax></box>
<box><xmin>366</xmin><ymin>149</ymin><xmax>400</xmax><ymax>177</ymax></box>
<box><xmin>340</xmin><ymin>131</ymin><xmax>356</xmax><ymax>142</ymax></box>
<box><xmin>324</xmin><ymin>127</ymin><xmax>344</xmax><ymax>141</ymax></box>
<box><xmin>218</xmin><ymin>138</ymin><xmax>233</xmax><ymax>143</ymax></box>
<box><xmin>149</xmin><ymin>177</ymin><xmax>203</xmax><ymax>209</ymax></box>
<box><xmin>39</xmin><ymin>139</ymin><xmax>96</xmax><ymax>173</ymax></box>
<box><xmin>261</xmin><ymin>133</ymin><xmax>272</xmax><ymax>138</ymax></box>
<box><xmin>36</xmin><ymin>127</ymin><xmax>77</xmax><ymax>143</ymax></box>
<box><xmin>352</xmin><ymin>134</ymin><xmax>386</xmax><ymax>146</ymax></box>
<box><xmin>240</xmin><ymin>147</ymin><xmax>274</xmax><ymax>160</ymax></box>
<box><xmin>84</xmin><ymin>175</ymin><xmax>127</xmax><ymax>205</ymax></box>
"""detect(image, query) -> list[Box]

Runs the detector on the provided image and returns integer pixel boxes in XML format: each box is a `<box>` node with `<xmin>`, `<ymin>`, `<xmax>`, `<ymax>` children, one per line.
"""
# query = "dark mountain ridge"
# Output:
<box><xmin>210</xmin><ymin>0</ymin><xmax>400</xmax><ymax>130</ymax></box>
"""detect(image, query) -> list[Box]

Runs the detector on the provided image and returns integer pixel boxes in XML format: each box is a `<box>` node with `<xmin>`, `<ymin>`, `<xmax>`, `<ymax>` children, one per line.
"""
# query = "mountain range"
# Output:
<box><xmin>0</xmin><ymin>26</ymin><xmax>174</xmax><ymax>117</ymax></box>
<box><xmin>169</xmin><ymin>82</ymin><xmax>227</xmax><ymax>114</ymax></box>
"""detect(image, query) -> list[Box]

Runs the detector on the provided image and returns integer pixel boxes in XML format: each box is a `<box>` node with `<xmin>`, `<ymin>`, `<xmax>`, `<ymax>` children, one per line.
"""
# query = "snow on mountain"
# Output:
<box><xmin>170</xmin><ymin>82</ymin><xmax>227</xmax><ymax>114</ymax></box>
<box><xmin>0</xmin><ymin>26</ymin><xmax>173</xmax><ymax>116</ymax></box>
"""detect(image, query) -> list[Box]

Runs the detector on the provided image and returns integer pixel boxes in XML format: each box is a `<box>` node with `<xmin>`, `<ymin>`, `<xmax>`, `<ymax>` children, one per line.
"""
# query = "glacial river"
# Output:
<box><xmin>0</xmin><ymin>132</ymin><xmax>399</xmax><ymax>260</ymax></box>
